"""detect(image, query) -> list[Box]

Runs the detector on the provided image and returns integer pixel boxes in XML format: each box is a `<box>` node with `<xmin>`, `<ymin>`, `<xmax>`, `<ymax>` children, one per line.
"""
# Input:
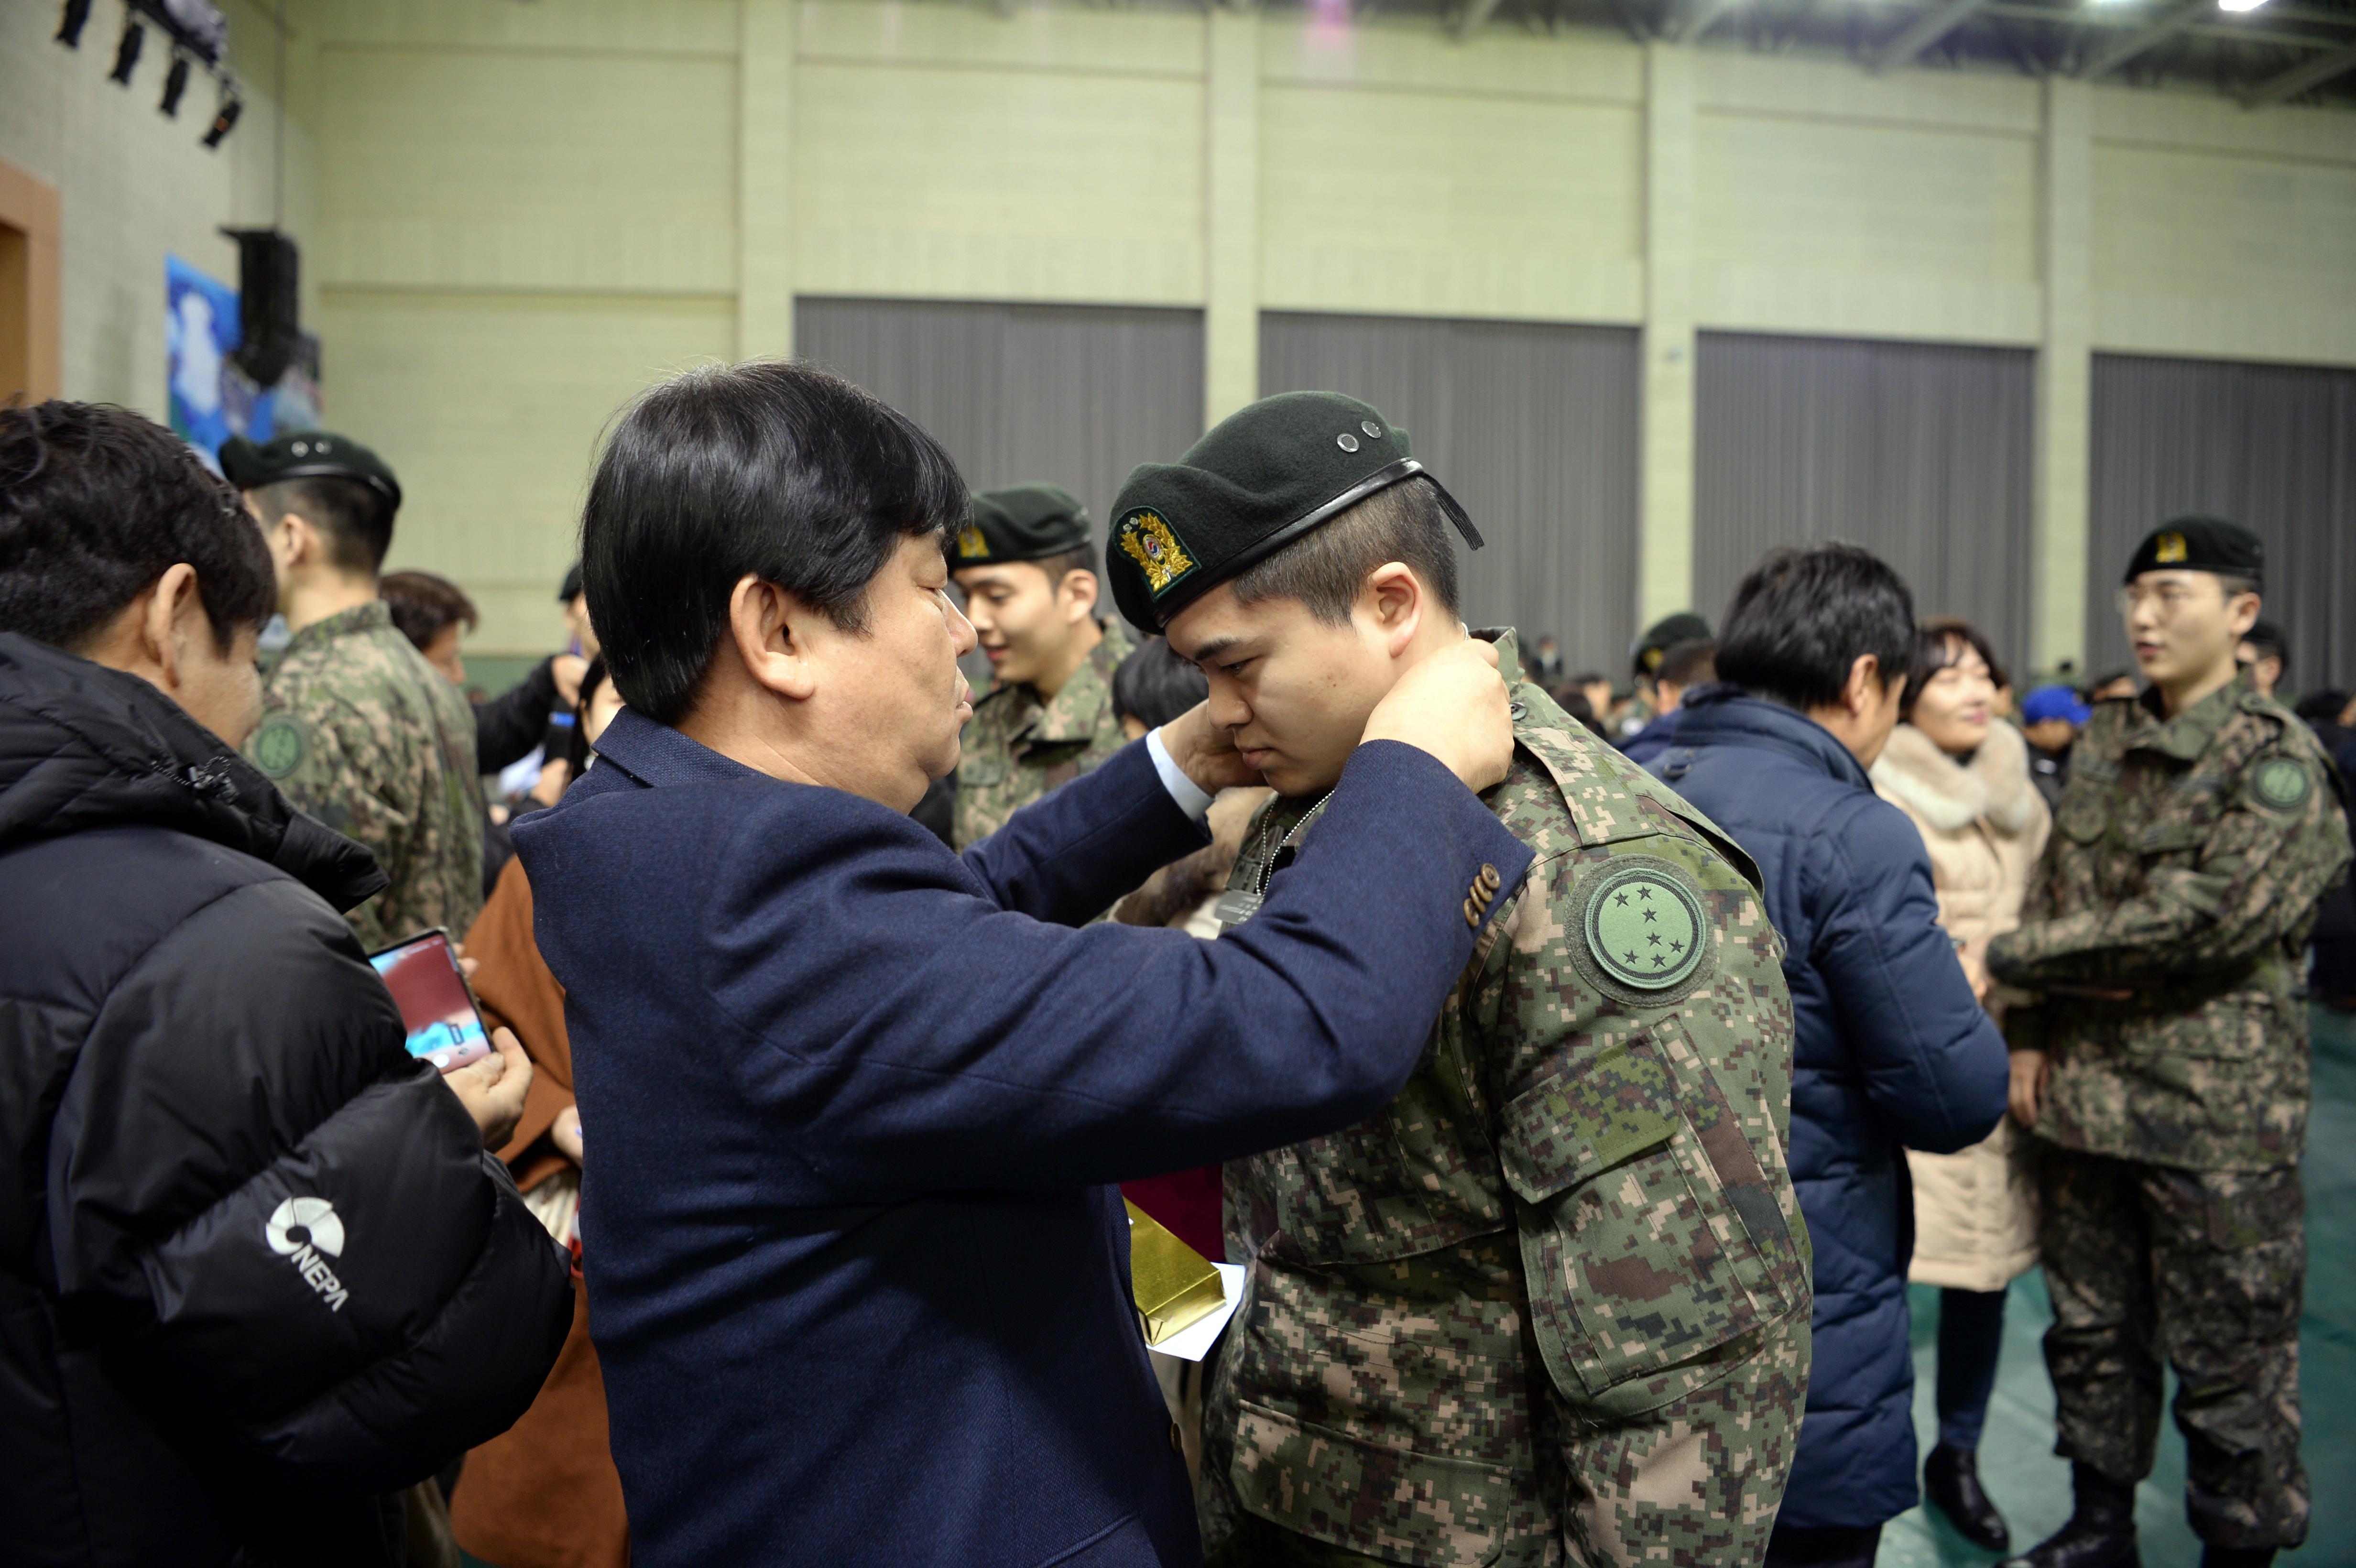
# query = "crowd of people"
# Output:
<box><xmin>0</xmin><ymin>367</ymin><xmax>2346</xmax><ymax>1568</ymax></box>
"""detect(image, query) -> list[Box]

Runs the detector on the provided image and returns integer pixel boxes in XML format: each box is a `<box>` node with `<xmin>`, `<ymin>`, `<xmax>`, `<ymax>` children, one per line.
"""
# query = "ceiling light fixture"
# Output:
<box><xmin>107</xmin><ymin>16</ymin><xmax>145</xmax><ymax>83</ymax></box>
<box><xmin>159</xmin><ymin>53</ymin><xmax>190</xmax><ymax>115</ymax></box>
<box><xmin>201</xmin><ymin>87</ymin><xmax>241</xmax><ymax>149</ymax></box>
<box><xmin>55</xmin><ymin>0</ymin><xmax>91</xmax><ymax>46</ymax></box>
<box><xmin>2217</xmin><ymin>0</ymin><xmax>2268</xmax><ymax>12</ymax></box>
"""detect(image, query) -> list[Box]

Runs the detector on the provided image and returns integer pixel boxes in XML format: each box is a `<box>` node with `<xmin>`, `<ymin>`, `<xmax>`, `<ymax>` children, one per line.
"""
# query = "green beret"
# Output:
<box><xmin>950</xmin><ymin>483</ymin><xmax>1091</xmax><ymax>568</ymax></box>
<box><xmin>220</xmin><ymin>429</ymin><xmax>402</xmax><ymax>512</ymax></box>
<box><xmin>1103</xmin><ymin>391</ymin><xmax>1481</xmax><ymax>632</ymax></box>
<box><xmin>1631</xmin><ymin>612</ymin><xmax>1712</xmax><ymax>677</ymax></box>
<box><xmin>2124</xmin><ymin>514</ymin><xmax>2262</xmax><ymax>585</ymax></box>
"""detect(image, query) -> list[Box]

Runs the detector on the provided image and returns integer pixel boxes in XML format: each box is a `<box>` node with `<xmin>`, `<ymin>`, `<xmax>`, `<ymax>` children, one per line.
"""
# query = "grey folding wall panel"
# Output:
<box><xmin>794</xmin><ymin>298</ymin><xmax>1206</xmax><ymax>532</ymax></box>
<box><xmin>2087</xmin><ymin>354</ymin><xmax>2355</xmax><ymax>694</ymax></box>
<box><xmin>1259</xmin><ymin>312</ymin><xmax>1642</xmax><ymax>678</ymax></box>
<box><xmin>1694</xmin><ymin>332</ymin><xmax>2037</xmax><ymax>677</ymax></box>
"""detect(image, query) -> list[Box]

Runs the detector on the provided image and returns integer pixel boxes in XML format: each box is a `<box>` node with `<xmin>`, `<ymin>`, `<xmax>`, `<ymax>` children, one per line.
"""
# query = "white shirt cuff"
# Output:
<box><xmin>1145</xmin><ymin>727</ymin><xmax>1215</xmax><ymax>821</ymax></box>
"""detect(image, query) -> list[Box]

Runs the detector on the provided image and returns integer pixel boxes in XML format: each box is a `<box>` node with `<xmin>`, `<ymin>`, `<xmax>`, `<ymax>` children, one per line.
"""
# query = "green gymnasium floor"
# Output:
<box><xmin>1879</xmin><ymin>1004</ymin><xmax>2356</xmax><ymax>1568</ymax></box>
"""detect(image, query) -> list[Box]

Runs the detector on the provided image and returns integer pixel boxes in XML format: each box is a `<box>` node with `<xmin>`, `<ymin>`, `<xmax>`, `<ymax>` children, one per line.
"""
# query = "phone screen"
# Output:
<box><xmin>368</xmin><ymin>930</ymin><xmax>492</xmax><ymax>1074</ymax></box>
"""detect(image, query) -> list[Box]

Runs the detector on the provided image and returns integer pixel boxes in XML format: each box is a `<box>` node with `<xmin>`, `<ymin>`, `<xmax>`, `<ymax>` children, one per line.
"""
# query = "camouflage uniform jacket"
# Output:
<box><xmin>1988</xmin><ymin>673</ymin><xmax>2351</xmax><ymax>1172</ymax></box>
<box><xmin>246</xmin><ymin>599</ymin><xmax>485</xmax><ymax>952</ymax></box>
<box><xmin>1206</xmin><ymin>633</ymin><xmax>1811</xmax><ymax>1565</ymax></box>
<box><xmin>953</xmin><ymin>618</ymin><xmax>1134</xmax><ymax>847</ymax></box>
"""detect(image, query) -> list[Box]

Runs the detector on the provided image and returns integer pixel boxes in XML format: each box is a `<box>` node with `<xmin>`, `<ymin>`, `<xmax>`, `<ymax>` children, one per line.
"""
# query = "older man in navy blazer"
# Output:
<box><xmin>513</xmin><ymin>361</ymin><xmax>1530</xmax><ymax>1568</ymax></box>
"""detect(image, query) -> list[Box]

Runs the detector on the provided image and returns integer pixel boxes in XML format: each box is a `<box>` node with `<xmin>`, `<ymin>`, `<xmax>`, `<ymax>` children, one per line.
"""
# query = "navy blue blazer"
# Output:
<box><xmin>1652</xmin><ymin>690</ymin><xmax>2007</xmax><ymax>1531</ymax></box>
<box><xmin>513</xmin><ymin>710</ymin><xmax>1530</xmax><ymax>1568</ymax></box>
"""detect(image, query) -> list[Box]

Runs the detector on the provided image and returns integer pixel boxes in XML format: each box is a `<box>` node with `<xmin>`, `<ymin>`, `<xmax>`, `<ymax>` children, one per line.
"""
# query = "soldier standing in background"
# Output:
<box><xmin>225</xmin><ymin>432</ymin><xmax>485</xmax><ymax>950</ymax></box>
<box><xmin>949</xmin><ymin>483</ymin><xmax>1133</xmax><ymax>846</ymax></box>
<box><xmin>1106</xmin><ymin>392</ymin><xmax>1811</xmax><ymax>1568</ymax></box>
<box><xmin>1617</xmin><ymin>611</ymin><xmax>1712</xmax><ymax>739</ymax></box>
<box><xmin>1990</xmin><ymin>517</ymin><xmax>2350</xmax><ymax>1568</ymax></box>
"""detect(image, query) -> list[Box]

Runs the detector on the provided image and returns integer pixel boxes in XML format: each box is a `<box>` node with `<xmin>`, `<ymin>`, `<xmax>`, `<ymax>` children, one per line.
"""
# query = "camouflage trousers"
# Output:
<box><xmin>2038</xmin><ymin>1144</ymin><xmax>2308</xmax><ymax>1550</ymax></box>
<box><xmin>1200</xmin><ymin>1308</ymin><xmax>1808</xmax><ymax>1568</ymax></box>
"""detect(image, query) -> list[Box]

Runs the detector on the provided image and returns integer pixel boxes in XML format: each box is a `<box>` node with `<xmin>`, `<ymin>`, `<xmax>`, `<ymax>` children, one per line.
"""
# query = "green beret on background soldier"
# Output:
<box><xmin>1106</xmin><ymin>391</ymin><xmax>1811</xmax><ymax>1568</ymax></box>
<box><xmin>948</xmin><ymin>483</ymin><xmax>1133</xmax><ymax>848</ymax></box>
<box><xmin>224</xmin><ymin>431</ymin><xmax>485</xmax><ymax>951</ymax></box>
<box><xmin>1619</xmin><ymin>610</ymin><xmax>1712</xmax><ymax>739</ymax></box>
<box><xmin>1988</xmin><ymin>515</ymin><xmax>2350</xmax><ymax>1568</ymax></box>
<box><xmin>2236</xmin><ymin>615</ymin><xmax>2289</xmax><ymax>701</ymax></box>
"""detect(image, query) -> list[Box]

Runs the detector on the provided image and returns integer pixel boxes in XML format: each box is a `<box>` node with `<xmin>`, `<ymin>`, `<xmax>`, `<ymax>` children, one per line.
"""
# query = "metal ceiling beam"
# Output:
<box><xmin>2247</xmin><ymin>37</ymin><xmax>2356</xmax><ymax>103</ymax></box>
<box><xmin>1451</xmin><ymin>0</ymin><xmax>1504</xmax><ymax>37</ymax></box>
<box><xmin>1664</xmin><ymin>0</ymin><xmax>1742</xmax><ymax>43</ymax></box>
<box><xmin>2080</xmin><ymin>0</ymin><xmax>2208</xmax><ymax>80</ymax></box>
<box><xmin>1871</xmin><ymin>0</ymin><xmax>1991</xmax><ymax>69</ymax></box>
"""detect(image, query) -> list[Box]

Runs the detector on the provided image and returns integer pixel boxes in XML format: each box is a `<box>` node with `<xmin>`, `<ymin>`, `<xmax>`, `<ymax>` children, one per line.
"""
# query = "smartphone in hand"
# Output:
<box><xmin>367</xmin><ymin>928</ymin><xmax>492</xmax><ymax>1074</ymax></box>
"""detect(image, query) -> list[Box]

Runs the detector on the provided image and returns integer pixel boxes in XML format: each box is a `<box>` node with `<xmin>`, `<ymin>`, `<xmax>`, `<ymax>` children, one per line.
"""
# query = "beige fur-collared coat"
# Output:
<box><xmin>1871</xmin><ymin>718</ymin><xmax>2052</xmax><ymax>1293</ymax></box>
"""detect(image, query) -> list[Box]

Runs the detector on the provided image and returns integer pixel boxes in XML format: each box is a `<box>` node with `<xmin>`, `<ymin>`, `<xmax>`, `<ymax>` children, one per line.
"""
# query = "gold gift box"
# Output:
<box><xmin>1124</xmin><ymin>1198</ymin><xmax>1226</xmax><ymax>1346</ymax></box>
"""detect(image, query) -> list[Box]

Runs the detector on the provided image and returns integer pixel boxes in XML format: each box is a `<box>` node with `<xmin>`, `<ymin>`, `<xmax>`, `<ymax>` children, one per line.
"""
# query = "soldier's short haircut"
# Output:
<box><xmin>1036</xmin><ymin>543</ymin><xmax>1097</xmax><ymax>590</ymax></box>
<box><xmin>249</xmin><ymin>474</ymin><xmax>394</xmax><ymax>576</ymax></box>
<box><xmin>381</xmin><ymin>570</ymin><xmax>480</xmax><ymax>653</ymax></box>
<box><xmin>1656</xmin><ymin>638</ymin><xmax>1717</xmax><ymax>691</ymax></box>
<box><xmin>0</xmin><ymin>401</ymin><xmax>276</xmax><ymax>654</ymax></box>
<box><xmin>1227</xmin><ymin>475</ymin><xmax>1461</xmax><ymax>628</ymax></box>
<box><xmin>582</xmin><ymin>359</ymin><xmax>968</xmax><ymax>727</ymax></box>
<box><xmin>1717</xmin><ymin>543</ymin><xmax>1915</xmax><ymax>713</ymax></box>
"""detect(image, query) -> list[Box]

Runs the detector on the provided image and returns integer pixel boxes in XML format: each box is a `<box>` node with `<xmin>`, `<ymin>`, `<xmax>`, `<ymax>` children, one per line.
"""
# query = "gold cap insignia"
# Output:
<box><xmin>2155</xmin><ymin>532</ymin><xmax>2188</xmax><ymax>565</ymax></box>
<box><xmin>956</xmin><ymin>523</ymin><xmax>990</xmax><ymax>560</ymax></box>
<box><xmin>1116</xmin><ymin>510</ymin><xmax>1198</xmax><ymax>598</ymax></box>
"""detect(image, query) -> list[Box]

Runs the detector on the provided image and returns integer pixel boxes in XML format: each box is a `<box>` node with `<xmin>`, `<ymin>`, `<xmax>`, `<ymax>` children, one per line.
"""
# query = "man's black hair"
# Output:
<box><xmin>581</xmin><ymin>360</ymin><xmax>968</xmax><ymax>726</ymax></box>
<box><xmin>1229</xmin><ymin>475</ymin><xmax>1460</xmax><ymax>626</ymax></box>
<box><xmin>1716</xmin><ymin>543</ymin><xmax>1915</xmax><ymax>713</ymax></box>
<box><xmin>380</xmin><ymin>569</ymin><xmax>479</xmax><ymax>652</ymax></box>
<box><xmin>248</xmin><ymin>474</ymin><xmax>394</xmax><ymax>575</ymax></box>
<box><xmin>2293</xmin><ymin>689</ymin><xmax>2347</xmax><ymax>725</ymax></box>
<box><xmin>566</xmin><ymin>654</ymin><xmax>611</xmax><ymax>776</ymax></box>
<box><xmin>1112</xmin><ymin>636</ymin><xmax>1208</xmax><ymax>731</ymax></box>
<box><xmin>0</xmin><ymin>401</ymin><xmax>276</xmax><ymax>653</ymax></box>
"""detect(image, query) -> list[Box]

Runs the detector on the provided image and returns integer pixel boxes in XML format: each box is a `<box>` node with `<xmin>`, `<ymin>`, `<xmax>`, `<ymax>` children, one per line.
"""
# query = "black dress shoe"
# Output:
<box><xmin>1999</xmin><ymin>1464</ymin><xmax>2140</xmax><ymax>1568</ymax></box>
<box><xmin>1925</xmin><ymin>1442</ymin><xmax>2010</xmax><ymax>1551</ymax></box>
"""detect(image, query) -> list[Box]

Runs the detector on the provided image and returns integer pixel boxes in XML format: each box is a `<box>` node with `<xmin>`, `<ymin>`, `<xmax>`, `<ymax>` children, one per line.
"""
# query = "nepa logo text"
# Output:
<box><xmin>266</xmin><ymin>1196</ymin><xmax>350</xmax><ymax>1312</ymax></box>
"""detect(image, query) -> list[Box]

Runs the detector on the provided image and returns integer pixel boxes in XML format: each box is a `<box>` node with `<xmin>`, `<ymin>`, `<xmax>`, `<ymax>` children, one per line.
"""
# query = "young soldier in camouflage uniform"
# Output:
<box><xmin>950</xmin><ymin>483</ymin><xmax>1133</xmax><ymax>847</ymax></box>
<box><xmin>225</xmin><ymin>432</ymin><xmax>484</xmax><ymax>951</ymax></box>
<box><xmin>1989</xmin><ymin>517</ymin><xmax>2350</xmax><ymax>1568</ymax></box>
<box><xmin>1105</xmin><ymin>392</ymin><xmax>1811</xmax><ymax>1568</ymax></box>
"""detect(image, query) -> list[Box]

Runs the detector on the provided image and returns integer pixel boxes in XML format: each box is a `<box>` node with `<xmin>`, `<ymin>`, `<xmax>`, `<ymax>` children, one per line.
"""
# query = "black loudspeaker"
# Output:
<box><xmin>220</xmin><ymin>228</ymin><xmax>299</xmax><ymax>387</ymax></box>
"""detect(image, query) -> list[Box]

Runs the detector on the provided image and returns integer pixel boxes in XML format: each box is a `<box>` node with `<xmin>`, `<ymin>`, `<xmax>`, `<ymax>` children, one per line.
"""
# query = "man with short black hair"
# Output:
<box><xmin>1619</xmin><ymin>610</ymin><xmax>1711</xmax><ymax>737</ymax></box>
<box><xmin>1107</xmin><ymin>392</ymin><xmax>1811</xmax><ymax>1567</ymax></box>
<box><xmin>1991</xmin><ymin>518</ymin><xmax>2346</xmax><ymax>1568</ymax></box>
<box><xmin>1651</xmin><ymin>543</ymin><xmax>2010</xmax><ymax>1568</ymax></box>
<box><xmin>2236</xmin><ymin>615</ymin><xmax>2289</xmax><ymax>700</ymax></box>
<box><xmin>226</xmin><ymin>431</ymin><xmax>484</xmax><ymax>949</ymax></box>
<box><xmin>950</xmin><ymin>483</ymin><xmax>1133</xmax><ymax>845</ymax></box>
<box><xmin>513</xmin><ymin>359</ymin><xmax>1528</xmax><ymax>1568</ymax></box>
<box><xmin>1618</xmin><ymin>635</ymin><xmax>1716</xmax><ymax>766</ymax></box>
<box><xmin>0</xmin><ymin>402</ymin><xmax>570</xmax><ymax>1567</ymax></box>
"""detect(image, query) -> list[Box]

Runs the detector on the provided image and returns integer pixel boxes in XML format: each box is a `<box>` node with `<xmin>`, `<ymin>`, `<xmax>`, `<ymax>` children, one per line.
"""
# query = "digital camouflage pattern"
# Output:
<box><xmin>1198</xmin><ymin>632</ymin><xmax>1811</xmax><ymax>1568</ymax></box>
<box><xmin>1987</xmin><ymin>674</ymin><xmax>2352</xmax><ymax>1172</ymax></box>
<box><xmin>2039</xmin><ymin>1146</ymin><xmax>2308</xmax><ymax>1549</ymax></box>
<box><xmin>953</xmin><ymin>618</ymin><xmax>1134</xmax><ymax>848</ymax></box>
<box><xmin>246</xmin><ymin>599</ymin><xmax>484</xmax><ymax>951</ymax></box>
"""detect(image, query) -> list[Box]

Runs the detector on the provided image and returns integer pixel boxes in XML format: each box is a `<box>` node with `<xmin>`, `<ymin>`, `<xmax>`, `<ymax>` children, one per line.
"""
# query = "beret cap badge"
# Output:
<box><xmin>1114</xmin><ymin>510</ymin><xmax>1198</xmax><ymax>598</ymax></box>
<box><xmin>956</xmin><ymin>523</ymin><xmax>990</xmax><ymax>561</ymax></box>
<box><xmin>2156</xmin><ymin>532</ymin><xmax>2188</xmax><ymax>564</ymax></box>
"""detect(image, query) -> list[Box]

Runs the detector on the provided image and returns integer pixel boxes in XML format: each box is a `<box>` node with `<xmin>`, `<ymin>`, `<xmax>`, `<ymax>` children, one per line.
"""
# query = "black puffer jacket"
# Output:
<box><xmin>0</xmin><ymin>633</ymin><xmax>572</xmax><ymax>1567</ymax></box>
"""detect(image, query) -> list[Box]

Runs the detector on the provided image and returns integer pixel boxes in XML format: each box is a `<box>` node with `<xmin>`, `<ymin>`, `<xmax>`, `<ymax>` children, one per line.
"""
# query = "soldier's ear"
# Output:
<box><xmin>1059</xmin><ymin>569</ymin><xmax>1099</xmax><ymax>619</ymax></box>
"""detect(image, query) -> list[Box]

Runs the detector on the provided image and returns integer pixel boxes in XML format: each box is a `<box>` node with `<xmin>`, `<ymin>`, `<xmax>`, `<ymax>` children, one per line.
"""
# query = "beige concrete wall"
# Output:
<box><xmin>271</xmin><ymin>0</ymin><xmax>2356</xmax><ymax>656</ymax></box>
<box><xmin>0</xmin><ymin>0</ymin><xmax>316</xmax><ymax>417</ymax></box>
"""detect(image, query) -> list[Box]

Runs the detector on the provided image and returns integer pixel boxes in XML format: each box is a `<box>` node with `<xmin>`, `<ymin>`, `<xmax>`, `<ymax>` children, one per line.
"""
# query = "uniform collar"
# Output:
<box><xmin>589</xmin><ymin>706</ymin><xmax>763</xmax><ymax>791</ymax></box>
<box><xmin>281</xmin><ymin>598</ymin><xmax>392</xmax><ymax>657</ymax></box>
<box><xmin>2125</xmin><ymin>669</ymin><xmax>2249</xmax><ymax>763</ymax></box>
<box><xmin>1016</xmin><ymin>619</ymin><xmax>1133</xmax><ymax>746</ymax></box>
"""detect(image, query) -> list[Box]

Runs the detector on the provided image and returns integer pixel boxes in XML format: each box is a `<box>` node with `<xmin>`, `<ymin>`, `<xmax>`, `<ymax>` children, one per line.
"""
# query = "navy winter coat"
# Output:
<box><xmin>0</xmin><ymin>633</ymin><xmax>573</xmax><ymax>1567</ymax></box>
<box><xmin>1652</xmin><ymin>688</ymin><xmax>2007</xmax><ymax>1530</ymax></box>
<box><xmin>512</xmin><ymin>710</ymin><xmax>1530</xmax><ymax>1568</ymax></box>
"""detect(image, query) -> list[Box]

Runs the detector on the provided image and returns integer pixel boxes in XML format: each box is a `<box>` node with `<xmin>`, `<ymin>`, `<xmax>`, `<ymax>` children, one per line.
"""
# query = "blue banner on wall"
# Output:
<box><xmin>167</xmin><ymin>253</ymin><xmax>320</xmax><ymax>468</ymax></box>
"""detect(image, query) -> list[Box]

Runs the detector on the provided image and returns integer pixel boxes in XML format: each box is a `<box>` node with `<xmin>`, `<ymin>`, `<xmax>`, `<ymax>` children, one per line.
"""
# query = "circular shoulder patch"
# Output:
<box><xmin>1568</xmin><ymin>856</ymin><xmax>1717</xmax><ymax>1008</ymax></box>
<box><xmin>250</xmin><ymin>714</ymin><xmax>306</xmax><ymax>779</ymax></box>
<box><xmin>2251</xmin><ymin>756</ymin><xmax>2311</xmax><ymax>811</ymax></box>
